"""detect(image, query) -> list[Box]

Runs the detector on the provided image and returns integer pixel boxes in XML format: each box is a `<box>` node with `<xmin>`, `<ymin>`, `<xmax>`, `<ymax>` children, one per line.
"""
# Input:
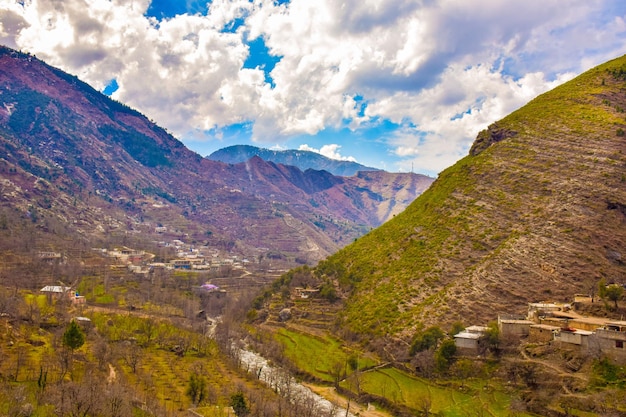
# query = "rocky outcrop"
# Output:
<box><xmin>469</xmin><ymin>123</ymin><xmax>518</xmax><ymax>156</ymax></box>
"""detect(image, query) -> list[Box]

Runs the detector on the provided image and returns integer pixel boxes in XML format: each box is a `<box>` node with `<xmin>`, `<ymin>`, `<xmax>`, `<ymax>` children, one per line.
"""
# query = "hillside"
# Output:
<box><xmin>0</xmin><ymin>46</ymin><xmax>433</xmax><ymax>263</ymax></box>
<box><xmin>304</xmin><ymin>55</ymin><xmax>626</xmax><ymax>341</ymax></box>
<box><xmin>208</xmin><ymin>144</ymin><xmax>380</xmax><ymax>177</ymax></box>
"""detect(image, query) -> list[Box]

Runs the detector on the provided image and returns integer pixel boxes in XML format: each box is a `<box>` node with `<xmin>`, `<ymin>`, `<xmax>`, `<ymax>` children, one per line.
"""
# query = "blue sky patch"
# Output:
<box><xmin>145</xmin><ymin>0</ymin><xmax>209</xmax><ymax>19</ymax></box>
<box><xmin>222</xmin><ymin>17</ymin><xmax>246</xmax><ymax>33</ymax></box>
<box><xmin>243</xmin><ymin>37</ymin><xmax>281</xmax><ymax>87</ymax></box>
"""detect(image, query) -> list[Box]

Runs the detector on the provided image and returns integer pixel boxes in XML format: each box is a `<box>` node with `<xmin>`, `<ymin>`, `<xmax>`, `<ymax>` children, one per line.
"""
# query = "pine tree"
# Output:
<box><xmin>230</xmin><ymin>392</ymin><xmax>249</xmax><ymax>417</ymax></box>
<box><xmin>62</xmin><ymin>320</ymin><xmax>85</xmax><ymax>352</ymax></box>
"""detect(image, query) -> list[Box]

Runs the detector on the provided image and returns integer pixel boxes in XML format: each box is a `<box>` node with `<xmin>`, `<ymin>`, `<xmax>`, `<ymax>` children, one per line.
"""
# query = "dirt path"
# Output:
<box><xmin>516</xmin><ymin>348</ymin><xmax>589</xmax><ymax>395</ymax></box>
<box><xmin>518</xmin><ymin>349</ymin><xmax>588</xmax><ymax>381</ymax></box>
<box><xmin>107</xmin><ymin>363</ymin><xmax>117</xmax><ymax>384</ymax></box>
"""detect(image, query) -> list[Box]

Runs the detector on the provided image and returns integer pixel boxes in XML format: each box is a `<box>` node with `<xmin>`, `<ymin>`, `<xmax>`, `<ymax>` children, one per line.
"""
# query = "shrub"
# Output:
<box><xmin>319</xmin><ymin>282</ymin><xmax>338</xmax><ymax>302</ymax></box>
<box><xmin>410</xmin><ymin>326</ymin><xmax>444</xmax><ymax>355</ymax></box>
<box><xmin>435</xmin><ymin>339</ymin><xmax>457</xmax><ymax>371</ymax></box>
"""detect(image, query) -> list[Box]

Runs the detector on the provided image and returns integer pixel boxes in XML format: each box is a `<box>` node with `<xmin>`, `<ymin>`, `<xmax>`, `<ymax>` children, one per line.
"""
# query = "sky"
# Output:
<box><xmin>1</xmin><ymin>1</ymin><xmax>625</xmax><ymax>176</ymax></box>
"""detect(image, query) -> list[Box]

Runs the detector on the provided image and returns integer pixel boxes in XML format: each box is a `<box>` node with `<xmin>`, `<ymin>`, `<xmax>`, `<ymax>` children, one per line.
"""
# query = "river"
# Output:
<box><xmin>238</xmin><ymin>348</ymin><xmax>357</xmax><ymax>417</ymax></box>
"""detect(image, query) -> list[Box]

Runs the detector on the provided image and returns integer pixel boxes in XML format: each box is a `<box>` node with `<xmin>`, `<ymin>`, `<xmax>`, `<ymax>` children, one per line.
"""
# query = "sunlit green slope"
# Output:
<box><xmin>319</xmin><ymin>55</ymin><xmax>626</xmax><ymax>339</ymax></box>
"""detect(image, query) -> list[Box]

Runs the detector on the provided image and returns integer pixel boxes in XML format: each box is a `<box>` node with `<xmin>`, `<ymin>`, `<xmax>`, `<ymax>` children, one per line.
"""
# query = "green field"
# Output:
<box><xmin>274</xmin><ymin>327</ymin><xmax>536</xmax><ymax>416</ymax></box>
<box><xmin>356</xmin><ymin>367</ymin><xmax>530</xmax><ymax>416</ymax></box>
<box><xmin>274</xmin><ymin>328</ymin><xmax>377</xmax><ymax>382</ymax></box>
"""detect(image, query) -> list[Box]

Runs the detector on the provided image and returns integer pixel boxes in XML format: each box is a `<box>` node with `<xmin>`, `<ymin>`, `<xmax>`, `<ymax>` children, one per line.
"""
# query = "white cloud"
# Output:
<box><xmin>0</xmin><ymin>0</ymin><xmax>624</xmax><ymax>173</ymax></box>
<box><xmin>299</xmin><ymin>144</ymin><xmax>357</xmax><ymax>162</ymax></box>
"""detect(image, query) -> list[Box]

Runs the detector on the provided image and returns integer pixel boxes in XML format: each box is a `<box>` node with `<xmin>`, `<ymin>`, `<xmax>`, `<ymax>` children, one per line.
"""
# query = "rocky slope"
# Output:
<box><xmin>307</xmin><ymin>55</ymin><xmax>626</xmax><ymax>340</ymax></box>
<box><xmin>0</xmin><ymin>46</ymin><xmax>433</xmax><ymax>262</ymax></box>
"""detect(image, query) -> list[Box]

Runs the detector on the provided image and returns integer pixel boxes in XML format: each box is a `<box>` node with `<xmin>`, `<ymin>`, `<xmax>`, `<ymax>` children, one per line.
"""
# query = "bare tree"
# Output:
<box><xmin>52</xmin><ymin>378</ymin><xmax>102</xmax><ymax>417</ymax></box>
<box><xmin>139</xmin><ymin>318</ymin><xmax>157</xmax><ymax>347</ymax></box>
<box><xmin>103</xmin><ymin>382</ymin><xmax>131</xmax><ymax>417</ymax></box>
<box><xmin>0</xmin><ymin>383</ymin><xmax>33</xmax><ymax>417</ymax></box>
<box><xmin>93</xmin><ymin>337</ymin><xmax>111</xmax><ymax>371</ymax></box>
<box><xmin>121</xmin><ymin>341</ymin><xmax>142</xmax><ymax>373</ymax></box>
<box><xmin>330</xmin><ymin>359</ymin><xmax>345</xmax><ymax>388</ymax></box>
<box><xmin>13</xmin><ymin>344</ymin><xmax>29</xmax><ymax>382</ymax></box>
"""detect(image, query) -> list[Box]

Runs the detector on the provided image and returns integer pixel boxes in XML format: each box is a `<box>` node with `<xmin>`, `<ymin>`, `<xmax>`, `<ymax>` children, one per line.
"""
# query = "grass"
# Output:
<box><xmin>274</xmin><ymin>327</ymin><xmax>377</xmax><ymax>382</ymax></box>
<box><xmin>354</xmin><ymin>367</ymin><xmax>533</xmax><ymax>417</ymax></box>
<box><xmin>272</xmin><ymin>327</ymin><xmax>537</xmax><ymax>416</ymax></box>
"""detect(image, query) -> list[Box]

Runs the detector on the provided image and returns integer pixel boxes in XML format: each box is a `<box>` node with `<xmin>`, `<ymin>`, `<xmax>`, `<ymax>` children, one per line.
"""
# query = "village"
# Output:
<box><xmin>38</xmin><ymin>237</ymin><xmax>626</xmax><ymax>369</ymax></box>
<box><xmin>40</xmin><ymin>236</ymin><xmax>626</xmax><ymax>367</ymax></box>
<box><xmin>37</xmin><ymin>232</ymin><xmax>294</xmax><ymax>280</ymax></box>
<box><xmin>455</xmin><ymin>294</ymin><xmax>626</xmax><ymax>364</ymax></box>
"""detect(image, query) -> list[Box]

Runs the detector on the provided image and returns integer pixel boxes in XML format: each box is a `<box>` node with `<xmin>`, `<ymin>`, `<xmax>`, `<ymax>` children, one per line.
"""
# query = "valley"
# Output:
<box><xmin>1</xmin><ymin>46</ymin><xmax>626</xmax><ymax>416</ymax></box>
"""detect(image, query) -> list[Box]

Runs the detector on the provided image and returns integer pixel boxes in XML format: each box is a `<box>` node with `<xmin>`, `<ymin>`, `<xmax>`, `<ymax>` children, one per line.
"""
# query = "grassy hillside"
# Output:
<box><xmin>317</xmin><ymin>55</ymin><xmax>626</xmax><ymax>340</ymax></box>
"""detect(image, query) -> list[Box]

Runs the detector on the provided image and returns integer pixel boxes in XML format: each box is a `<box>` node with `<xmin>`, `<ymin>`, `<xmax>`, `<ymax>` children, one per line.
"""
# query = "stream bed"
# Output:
<box><xmin>238</xmin><ymin>348</ymin><xmax>357</xmax><ymax>417</ymax></box>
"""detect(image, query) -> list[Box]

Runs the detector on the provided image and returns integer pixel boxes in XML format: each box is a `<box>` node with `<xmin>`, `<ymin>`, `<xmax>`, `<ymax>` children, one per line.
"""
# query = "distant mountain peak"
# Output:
<box><xmin>208</xmin><ymin>144</ymin><xmax>380</xmax><ymax>177</ymax></box>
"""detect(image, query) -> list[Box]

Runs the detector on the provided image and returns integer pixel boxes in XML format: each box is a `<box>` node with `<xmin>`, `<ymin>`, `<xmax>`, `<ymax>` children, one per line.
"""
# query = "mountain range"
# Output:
<box><xmin>208</xmin><ymin>145</ymin><xmax>379</xmax><ymax>177</ymax></box>
<box><xmin>0</xmin><ymin>46</ymin><xmax>433</xmax><ymax>263</ymax></box>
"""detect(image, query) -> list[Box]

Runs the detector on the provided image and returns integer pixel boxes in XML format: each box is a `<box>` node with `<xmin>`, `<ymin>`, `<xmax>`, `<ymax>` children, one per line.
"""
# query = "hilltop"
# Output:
<box><xmin>337</xmin><ymin>55</ymin><xmax>626</xmax><ymax>339</ymax></box>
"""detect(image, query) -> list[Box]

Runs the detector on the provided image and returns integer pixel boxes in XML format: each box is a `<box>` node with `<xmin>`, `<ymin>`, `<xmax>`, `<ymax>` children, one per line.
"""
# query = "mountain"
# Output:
<box><xmin>298</xmin><ymin>55</ymin><xmax>626</xmax><ymax>341</ymax></box>
<box><xmin>208</xmin><ymin>144</ymin><xmax>380</xmax><ymax>176</ymax></box>
<box><xmin>0</xmin><ymin>46</ymin><xmax>433</xmax><ymax>262</ymax></box>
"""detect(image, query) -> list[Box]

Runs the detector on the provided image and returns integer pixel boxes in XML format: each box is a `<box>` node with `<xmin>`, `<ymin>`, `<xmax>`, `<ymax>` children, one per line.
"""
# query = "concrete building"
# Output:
<box><xmin>454</xmin><ymin>325</ymin><xmax>488</xmax><ymax>354</ymax></box>
<box><xmin>498</xmin><ymin>315</ymin><xmax>534</xmax><ymax>339</ymax></box>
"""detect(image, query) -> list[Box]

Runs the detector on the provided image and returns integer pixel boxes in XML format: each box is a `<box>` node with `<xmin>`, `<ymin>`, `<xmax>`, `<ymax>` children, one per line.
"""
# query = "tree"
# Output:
<box><xmin>435</xmin><ymin>339</ymin><xmax>457</xmax><ymax>372</ymax></box>
<box><xmin>451</xmin><ymin>358</ymin><xmax>475</xmax><ymax>388</ymax></box>
<box><xmin>319</xmin><ymin>282</ymin><xmax>338</xmax><ymax>302</ymax></box>
<box><xmin>605</xmin><ymin>285</ymin><xmax>624</xmax><ymax>310</ymax></box>
<box><xmin>230</xmin><ymin>392</ymin><xmax>250</xmax><ymax>417</ymax></box>
<box><xmin>186</xmin><ymin>373</ymin><xmax>208</xmax><ymax>406</ymax></box>
<box><xmin>330</xmin><ymin>359</ymin><xmax>346</xmax><ymax>388</ymax></box>
<box><xmin>62</xmin><ymin>320</ymin><xmax>85</xmax><ymax>352</ymax></box>
<box><xmin>481</xmin><ymin>322</ymin><xmax>500</xmax><ymax>353</ymax></box>
<box><xmin>122</xmin><ymin>342</ymin><xmax>142</xmax><ymax>373</ymax></box>
<box><xmin>598</xmin><ymin>278</ymin><xmax>608</xmax><ymax>300</ymax></box>
<box><xmin>410</xmin><ymin>326</ymin><xmax>445</xmax><ymax>355</ymax></box>
<box><xmin>449</xmin><ymin>321</ymin><xmax>465</xmax><ymax>337</ymax></box>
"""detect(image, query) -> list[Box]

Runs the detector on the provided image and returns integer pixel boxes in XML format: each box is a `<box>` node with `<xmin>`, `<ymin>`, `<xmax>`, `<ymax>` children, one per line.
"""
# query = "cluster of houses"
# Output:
<box><xmin>455</xmin><ymin>298</ymin><xmax>626</xmax><ymax>363</ymax></box>
<box><xmin>98</xmin><ymin>244</ymin><xmax>251</xmax><ymax>274</ymax></box>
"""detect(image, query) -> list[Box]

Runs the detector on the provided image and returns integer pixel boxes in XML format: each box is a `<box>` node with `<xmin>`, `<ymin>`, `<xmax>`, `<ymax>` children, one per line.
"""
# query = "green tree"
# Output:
<box><xmin>186</xmin><ymin>373</ymin><xmax>208</xmax><ymax>406</ymax></box>
<box><xmin>230</xmin><ymin>392</ymin><xmax>249</xmax><ymax>417</ymax></box>
<box><xmin>62</xmin><ymin>320</ymin><xmax>85</xmax><ymax>352</ymax></box>
<box><xmin>319</xmin><ymin>282</ymin><xmax>338</xmax><ymax>302</ymax></box>
<box><xmin>347</xmin><ymin>354</ymin><xmax>359</xmax><ymax>371</ymax></box>
<box><xmin>410</xmin><ymin>326</ymin><xmax>445</xmax><ymax>355</ymax></box>
<box><xmin>605</xmin><ymin>285</ymin><xmax>624</xmax><ymax>309</ymax></box>
<box><xmin>598</xmin><ymin>278</ymin><xmax>608</xmax><ymax>300</ymax></box>
<box><xmin>435</xmin><ymin>339</ymin><xmax>457</xmax><ymax>372</ymax></box>
<box><xmin>481</xmin><ymin>321</ymin><xmax>500</xmax><ymax>353</ymax></box>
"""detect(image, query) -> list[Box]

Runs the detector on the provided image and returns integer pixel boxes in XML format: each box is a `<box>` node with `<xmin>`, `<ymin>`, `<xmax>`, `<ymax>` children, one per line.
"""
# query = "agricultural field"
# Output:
<box><xmin>355</xmin><ymin>367</ymin><xmax>531</xmax><ymax>417</ymax></box>
<box><xmin>274</xmin><ymin>327</ymin><xmax>378</xmax><ymax>382</ymax></box>
<box><xmin>272</xmin><ymin>326</ymin><xmax>535</xmax><ymax>416</ymax></box>
<box><xmin>0</xmin><ymin>287</ymin><xmax>299</xmax><ymax>417</ymax></box>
